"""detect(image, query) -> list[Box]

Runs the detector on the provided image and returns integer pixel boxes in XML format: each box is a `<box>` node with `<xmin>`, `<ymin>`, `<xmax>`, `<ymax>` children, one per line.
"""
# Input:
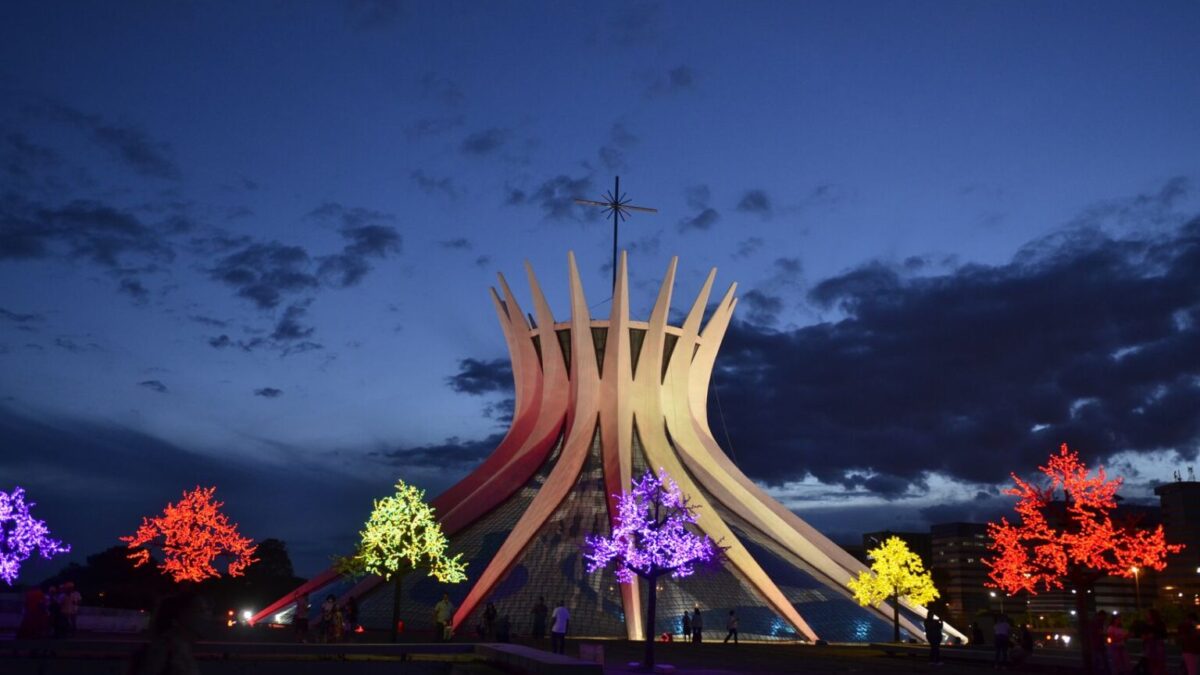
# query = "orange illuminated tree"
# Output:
<box><xmin>121</xmin><ymin>486</ymin><xmax>257</xmax><ymax>583</ymax></box>
<box><xmin>984</xmin><ymin>444</ymin><xmax>1183</xmax><ymax>669</ymax></box>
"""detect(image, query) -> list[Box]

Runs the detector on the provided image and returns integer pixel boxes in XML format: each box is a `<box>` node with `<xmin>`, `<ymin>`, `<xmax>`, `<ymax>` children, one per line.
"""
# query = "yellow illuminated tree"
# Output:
<box><xmin>349</xmin><ymin>480</ymin><xmax>466</xmax><ymax>642</ymax></box>
<box><xmin>848</xmin><ymin>536</ymin><xmax>940</xmax><ymax>642</ymax></box>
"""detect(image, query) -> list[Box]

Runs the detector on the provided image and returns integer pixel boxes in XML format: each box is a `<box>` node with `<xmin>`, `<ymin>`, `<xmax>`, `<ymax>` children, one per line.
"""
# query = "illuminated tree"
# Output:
<box><xmin>848</xmin><ymin>536</ymin><xmax>939</xmax><ymax>642</ymax></box>
<box><xmin>585</xmin><ymin>469</ymin><xmax>719</xmax><ymax>668</ymax></box>
<box><xmin>1</xmin><ymin>487</ymin><xmax>70</xmax><ymax>585</ymax></box>
<box><xmin>984</xmin><ymin>444</ymin><xmax>1184</xmax><ymax>670</ymax></box>
<box><xmin>348</xmin><ymin>480</ymin><xmax>466</xmax><ymax>642</ymax></box>
<box><xmin>121</xmin><ymin>486</ymin><xmax>257</xmax><ymax>583</ymax></box>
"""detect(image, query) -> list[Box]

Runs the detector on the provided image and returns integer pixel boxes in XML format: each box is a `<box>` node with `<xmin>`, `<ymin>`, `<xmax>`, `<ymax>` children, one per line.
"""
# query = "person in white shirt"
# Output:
<box><xmin>550</xmin><ymin>600</ymin><xmax>569</xmax><ymax>654</ymax></box>
<box><xmin>433</xmin><ymin>593</ymin><xmax>454</xmax><ymax>642</ymax></box>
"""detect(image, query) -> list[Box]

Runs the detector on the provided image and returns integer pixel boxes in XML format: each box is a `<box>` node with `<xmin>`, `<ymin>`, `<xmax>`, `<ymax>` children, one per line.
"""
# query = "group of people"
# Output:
<box><xmin>431</xmin><ymin>594</ymin><xmax>571</xmax><ymax>652</ymax></box>
<box><xmin>1088</xmin><ymin>608</ymin><xmax>1200</xmax><ymax>675</ymax></box>
<box><xmin>291</xmin><ymin>593</ymin><xmax>358</xmax><ymax>643</ymax></box>
<box><xmin>16</xmin><ymin>581</ymin><xmax>82</xmax><ymax>639</ymax></box>
<box><xmin>679</xmin><ymin>606</ymin><xmax>740</xmax><ymax>644</ymax></box>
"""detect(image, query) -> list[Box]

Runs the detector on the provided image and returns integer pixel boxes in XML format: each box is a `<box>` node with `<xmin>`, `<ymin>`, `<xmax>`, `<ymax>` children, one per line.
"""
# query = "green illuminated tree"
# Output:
<box><xmin>848</xmin><ymin>536</ymin><xmax>940</xmax><ymax>642</ymax></box>
<box><xmin>349</xmin><ymin>480</ymin><xmax>466</xmax><ymax>642</ymax></box>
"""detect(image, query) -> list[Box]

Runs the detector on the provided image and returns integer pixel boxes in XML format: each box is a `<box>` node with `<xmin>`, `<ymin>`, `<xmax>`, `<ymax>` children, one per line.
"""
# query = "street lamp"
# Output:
<box><xmin>1131</xmin><ymin>567</ymin><xmax>1141</xmax><ymax>613</ymax></box>
<box><xmin>989</xmin><ymin>590</ymin><xmax>1005</xmax><ymax>613</ymax></box>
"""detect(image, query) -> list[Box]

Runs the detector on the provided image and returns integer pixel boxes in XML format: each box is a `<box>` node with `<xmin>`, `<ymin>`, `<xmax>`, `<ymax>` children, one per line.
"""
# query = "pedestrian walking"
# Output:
<box><xmin>483</xmin><ymin>601</ymin><xmax>498</xmax><ymax>640</ymax></box>
<box><xmin>61</xmin><ymin>582</ymin><xmax>81</xmax><ymax>635</ymax></box>
<box><xmin>681</xmin><ymin>611</ymin><xmax>691</xmax><ymax>641</ymax></box>
<box><xmin>924</xmin><ymin>612</ymin><xmax>943</xmax><ymax>664</ymax></box>
<box><xmin>293</xmin><ymin>594</ymin><xmax>309</xmax><ymax>642</ymax></box>
<box><xmin>531</xmin><ymin>596</ymin><xmax>547</xmax><ymax>640</ymax></box>
<box><xmin>1179</xmin><ymin>612</ymin><xmax>1200</xmax><ymax>675</ymax></box>
<box><xmin>691</xmin><ymin>606</ymin><xmax>703</xmax><ymax>644</ymax></box>
<box><xmin>550</xmin><ymin>600</ymin><xmax>569</xmax><ymax>654</ymax></box>
<box><xmin>1106</xmin><ymin>614</ymin><xmax>1129</xmax><ymax>675</ymax></box>
<box><xmin>433</xmin><ymin>593</ymin><xmax>454</xmax><ymax>642</ymax></box>
<box><xmin>723</xmin><ymin>610</ymin><xmax>739</xmax><ymax>645</ymax></box>
<box><xmin>993</xmin><ymin>613</ymin><xmax>1011</xmax><ymax>667</ymax></box>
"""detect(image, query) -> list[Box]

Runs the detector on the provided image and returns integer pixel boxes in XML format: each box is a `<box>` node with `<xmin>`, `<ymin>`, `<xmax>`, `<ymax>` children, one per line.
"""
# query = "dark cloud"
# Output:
<box><xmin>410</xmin><ymin>169</ymin><xmax>460</xmax><ymax>200</ymax></box>
<box><xmin>0</xmin><ymin>195</ymin><xmax>173</xmax><ymax>268</ymax></box>
<box><xmin>0</xmin><ymin>406</ymin><xmax>387</xmax><ymax>577</ymax></box>
<box><xmin>736</xmin><ymin>189</ymin><xmax>772</xmax><ymax>217</ymax></box>
<box><xmin>36</xmin><ymin>101</ymin><xmax>180</xmax><ymax>179</ymax></box>
<box><xmin>475</xmin><ymin>255</ymin><xmax>492</xmax><ymax>268</ymax></box>
<box><xmin>343</xmin><ymin>0</ymin><xmax>403</xmax><ymax>31</ymax></box>
<box><xmin>647</xmin><ymin>65</ymin><xmax>697</xmax><ymax>97</ymax></box>
<box><xmin>739</xmin><ymin>290</ymin><xmax>784</xmax><ymax>327</ymax></box>
<box><xmin>3</xmin><ymin>132</ymin><xmax>62</xmax><ymax>188</ymax></box>
<box><xmin>446</xmin><ymin>358</ymin><xmax>513</xmax><ymax>395</ymax></box>
<box><xmin>210</xmin><ymin>205</ymin><xmax>399</xmax><ymax>308</ymax></box>
<box><xmin>483</xmin><ymin>397</ymin><xmax>516</xmax><ymax>426</ymax></box>
<box><xmin>418</xmin><ymin>72</ymin><xmax>465</xmax><ymax>107</ymax></box>
<box><xmin>440</xmin><ymin>238</ymin><xmax>472</xmax><ymax>250</ymax></box>
<box><xmin>53</xmin><ymin>337</ymin><xmax>100</xmax><ymax>353</ymax></box>
<box><xmin>711</xmin><ymin>212</ymin><xmax>1200</xmax><ymax>495</ymax></box>
<box><xmin>0</xmin><ymin>307</ymin><xmax>43</xmax><ymax>323</ymax></box>
<box><xmin>254</xmin><ymin>387</ymin><xmax>283</xmax><ymax>398</ymax></box>
<box><xmin>602</xmin><ymin>3</ymin><xmax>662</xmax><ymax>46</ymax></box>
<box><xmin>209</xmin><ymin>242</ymin><xmax>317</xmax><ymax>309</ymax></box>
<box><xmin>506</xmin><ymin>174</ymin><xmax>594</xmax><ymax>221</ymax></box>
<box><xmin>118</xmin><ymin>278</ymin><xmax>149</xmax><ymax>304</ymax></box>
<box><xmin>460</xmin><ymin>128</ymin><xmax>510</xmax><ymax>156</ymax></box>
<box><xmin>1067</xmin><ymin>176</ymin><xmax>1190</xmax><ymax>230</ymax></box>
<box><xmin>208</xmin><ymin>334</ymin><xmax>234</xmax><ymax>349</ymax></box>
<box><xmin>598</xmin><ymin>122</ymin><xmax>638</xmax><ymax>171</ymax></box>
<box><xmin>370</xmin><ymin>433</ymin><xmax>504</xmax><ymax>472</ymax></box>
<box><xmin>189</xmin><ymin>315</ymin><xmax>227</xmax><ymax>328</ymax></box>
<box><xmin>679</xmin><ymin>208</ymin><xmax>719</xmax><ymax>232</ymax></box>
<box><xmin>734</xmin><ymin>237</ymin><xmax>764</xmax><ymax>259</ymax></box>
<box><xmin>137</xmin><ymin>380</ymin><xmax>167</xmax><ymax>394</ymax></box>
<box><xmin>404</xmin><ymin>115</ymin><xmax>464</xmax><ymax>140</ymax></box>
<box><xmin>271</xmin><ymin>302</ymin><xmax>315</xmax><ymax>342</ymax></box>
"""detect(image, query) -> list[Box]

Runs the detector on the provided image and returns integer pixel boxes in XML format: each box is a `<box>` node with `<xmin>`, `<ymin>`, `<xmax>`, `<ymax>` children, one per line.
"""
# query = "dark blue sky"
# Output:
<box><xmin>3</xmin><ymin>1</ymin><xmax>1199</xmax><ymax>577</ymax></box>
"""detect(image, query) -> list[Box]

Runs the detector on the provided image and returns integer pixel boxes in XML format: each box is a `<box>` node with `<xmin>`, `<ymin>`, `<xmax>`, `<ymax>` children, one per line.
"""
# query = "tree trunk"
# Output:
<box><xmin>644</xmin><ymin>577</ymin><xmax>658</xmax><ymax>668</ymax></box>
<box><xmin>1075</xmin><ymin>583</ymin><xmax>1092</xmax><ymax>674</ymax></box>
<box><xmin>893</xmin><ymin>593</ymin><xmax>901</xmax><ymax>643</ymax></box>
<box><xmin>391</xmin><ymin>574</ymin><xmax>403</xmax><ymax>643</ymax></box>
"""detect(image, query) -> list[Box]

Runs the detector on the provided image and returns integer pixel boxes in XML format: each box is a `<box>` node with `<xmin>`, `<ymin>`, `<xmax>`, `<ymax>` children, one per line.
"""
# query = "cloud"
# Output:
<box><xmin>602</xmin><ymin>3</ymin><xmax>662</xmax><ymax>46</ymax></box>
<box><xmin>36</xmin><ymin>101</ymin><xmax>180</xmax><ymax>179</ymax></box>
<box><xmin>646</xmin><ymin>65</ymin><xmax>697</xmax><ymax>97</ymax></box>
<box><xmin>271</xmin><ymin>302</ymin><xmax>315</xmax><ymax>342</ymax></box>
<box><xmin>209</xmin><ymin>241</ymin><xmax>318</xmax><ymax>309</ymax></box>
<box><xmin>598</xmin><ymin>122</ymin><xmax>638</xmax><ymax>171</ymax></box>
<box><xmin>189</xmin><ymin>315</ymin><xmax>227</xmax><ymax>328</ymax></box>
<box><xmin>418</xmin><ymin>72</ymin><xmax>465</xmax><ymax>107</ymax></box>
<box><xmin>736</xmin><ymin>189</ymin><xmax>772</xmax><ymax>217</ymax></box>
<box><xmin>254</xmin><ymin>387</ymin><xmax>283</xmax><ymax>398</ymax></box>
<box><xmin>209</xmin><ymin>205</ymin><xmax>399</xmax><ymax>308</ymax></box>
<box><xmin>679</xmin><ymin>208</ymin><xmax>719</xmax><ymax>232</ymax></box>
<box><xmin>0</xmin><ymin>307</ymin><xmax>43</xmax><ymax>324</ymax></box>
<box><xmin>440</xmin><ymin>238</ymin><xmax>472</xmax><ymax>250</ymax></box>
<box><xmin>370</xmin><ymin>433</ymin><xmax>505</xmax><ymax>472</ymax></box>
<box><xmin>734</xmin><ymin>237</ymin><xmax>764</xmax><ymax>259</ymax></box>
<box><xmin>410</xmin><ymin>169</ymin><xmax>460</xmax><ymax>200</ymax></box>
<box><xmin>343</xmin><ymin>0</ymin><xmax>403</xmax><ymax>31</ymax></box>
<box><xmin>0</xmin><ymin>195</ymin><xmax>173</xmax><ymax>268</ymax></box>
<box><xmin>118</xmin><ymin>278</ymin><xmax>150</xmax><ymax>304</ymax></box>
<box><xmin>709</xmin><ymin>210</ymin><xmax>1200</xmax><ymax>495</ymax></box>
<box><xmin>460</xmin><ymin>128</ymin><xmax>511</xmax><ymax>156</ymax></box>
<box><xmin>404</xmin><ymin>115</ymin><xmax>464</xmax><ymax>140</ymax></box>
<box><xmin>446</xmin><ymin>358</ymin><xmax>513</xmax><ymax>395</ymax></box>
<box><xmin>506</xmin><ymin>174</ymin><xmax>595</xmax><ymax>221</ymax></box>
<box><xmin>1067</xmin><ymin>175</ymin><xmax>1191</xmax><ymax>231</ymax></box>
<box><xmin>137</xmin><ymin>380</ymin><xmax>167</xmax><ymax>394</ymax></box>
<box><xmin>739</xmin><ymin>290</ymin><xmax>784</xmax><ymax>327</ymax></box>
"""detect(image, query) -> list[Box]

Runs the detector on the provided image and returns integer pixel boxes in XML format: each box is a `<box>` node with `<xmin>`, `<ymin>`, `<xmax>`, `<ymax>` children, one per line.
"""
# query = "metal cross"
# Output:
<box><xmin>575</xmin><ymin>175</ymin><xmax>658</xmax><ymax>291</ymax></box>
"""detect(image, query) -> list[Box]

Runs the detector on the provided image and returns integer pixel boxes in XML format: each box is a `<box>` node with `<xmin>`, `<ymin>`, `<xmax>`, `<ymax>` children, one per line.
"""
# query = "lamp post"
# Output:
<box><xmin>1131</xmin><ymin>567</ymin><xmax>1141</xmax><ymax>613</ymax></box>
<box><xmin>989</xmin><ymin>590</ymin><xmax>1005</xmax><ymax>614</ymax></box>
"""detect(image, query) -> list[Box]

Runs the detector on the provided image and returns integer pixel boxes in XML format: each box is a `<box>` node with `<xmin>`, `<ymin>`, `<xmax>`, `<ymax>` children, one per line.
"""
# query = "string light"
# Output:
<box><xmin>353</xmin><ymin>480</ymin><xmax>466</xmax><ymax>583</ymax></box>
<box><xmin>848</xmin><ymin>536</ymin><xmax>940</xmax><ymax>626</ymax></box>
<box><xmin>121</xmin><ymin>486</ymin><xmax>257</xmax><ymax>583</ymax></box>
<box><xmin>0</xmin><ymin>487</ymin><xmax>70</xmax><ymax>585</ymax></box>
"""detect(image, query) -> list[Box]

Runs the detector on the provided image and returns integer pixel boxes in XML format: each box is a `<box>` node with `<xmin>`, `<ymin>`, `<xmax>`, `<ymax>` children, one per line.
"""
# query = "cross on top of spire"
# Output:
<box><xmin>575</xmin><ymin>176</ymin><xmax>657</xmax><ymax>291</ymax></box>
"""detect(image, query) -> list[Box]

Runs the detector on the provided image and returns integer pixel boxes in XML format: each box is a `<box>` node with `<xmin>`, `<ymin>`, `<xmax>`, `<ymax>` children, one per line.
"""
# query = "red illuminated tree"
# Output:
<box><xmin>984</xmin><ymin>444</ymin><xmax>1183</xmax><ymax>669</ymax></box>
<box><xmin>121</xmin><ymin>486</ymin><xmax>257</xmax><ymax>583</ymax></box>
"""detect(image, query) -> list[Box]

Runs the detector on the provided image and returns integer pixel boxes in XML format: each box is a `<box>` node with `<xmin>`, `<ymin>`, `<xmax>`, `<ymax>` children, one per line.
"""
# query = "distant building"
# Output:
<box><xmin>862</xmin><ymin>530</ymin><xmax>933</xmax><ymax>568</ymax></box>
<box><xmin>930</xmin><ymin>523</ymin><xmax>990</xmax><ymax>625</ymax></box>
<box><xmin>1154</xmin><ymin>480</ymin><xmax>1200</xmax><ymax>610</ymax></box>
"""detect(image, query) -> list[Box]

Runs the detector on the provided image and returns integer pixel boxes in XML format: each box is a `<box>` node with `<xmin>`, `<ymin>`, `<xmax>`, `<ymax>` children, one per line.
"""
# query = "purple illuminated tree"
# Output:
<box><xmin>585</xmin><ymin>469</ymin><xmax>719</xmax><ymax>668</ymax></box>
<box><xmin>1</xmin><ymin>487</ymin><xmax>70</xmax><ymax>585</ymax></box>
